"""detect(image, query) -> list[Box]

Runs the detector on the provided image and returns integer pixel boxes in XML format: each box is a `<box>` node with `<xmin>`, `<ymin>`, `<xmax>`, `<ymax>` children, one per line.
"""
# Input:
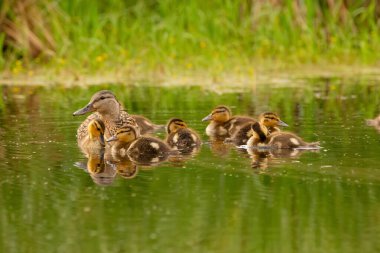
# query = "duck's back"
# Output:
<box><xmin>128</xmin><ymin>137</ymin><xmax>171</xmax><ymax>156</ymax></box>
<box><xmin>130</xmin><ymin>114</ymin><xmax>162</xmax><ymax>134</ymax></box>
<box><xmin>76</xmin><ymin>111</ymin><xmax>134</xmax><ymax>141</ymax></box>
<box><xmin>226</xmin><ymin>116</ymin><xmax>255</xmax><ymax>136</ymax></box>
<box><xmin>267</xmin><ymin>132</ymin><xmax>319</xmax><ymax>149</ymax></box>
<box><xmin>167</xmin><ymin>128</ymin><xmax>201</xmax><ymax>152</ymax></box>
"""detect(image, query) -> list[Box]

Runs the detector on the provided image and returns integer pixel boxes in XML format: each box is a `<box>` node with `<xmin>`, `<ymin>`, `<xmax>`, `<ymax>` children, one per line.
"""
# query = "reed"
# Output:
<box><xmin>1</xmin><ymin>0</ymin><xmax>379</xmax><ymax>78</ymax></box>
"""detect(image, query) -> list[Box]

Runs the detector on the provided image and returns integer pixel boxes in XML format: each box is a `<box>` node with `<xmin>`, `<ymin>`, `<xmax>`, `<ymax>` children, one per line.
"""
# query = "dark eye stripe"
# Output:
<box><xmin>97</xmin><ymin>95</ymin><xmax>113</xmax><ymax>101</ymax></box>
<box><xmin>117</xmin><ymin>129</ymin><xmax>131</xmax><ymax>134</ymax></box>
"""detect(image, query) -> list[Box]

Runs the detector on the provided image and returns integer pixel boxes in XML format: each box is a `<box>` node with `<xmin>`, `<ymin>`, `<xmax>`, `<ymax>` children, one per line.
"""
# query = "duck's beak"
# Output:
<box><xmin>106</xmin><ymin>135</ymin><xmax>118</xmax><ymax>142</ymax></box>
<box><xmin>73</xmin><ymin>103</ymin><xmax>94</xmax><ymax>116</ymax></box>
<box><xmin>278</xmin><ymin>120</ymin><xmax>289</xmax><ymax>127</ymax></box>
<box><xmin>100</xmin><ymin>135</ymin><xmax>105</xmax><ymax>146</ymax></box>
<box><xmin>202</xmin><ymin>114</ymin><xmax>212</xmax><ymax>122</ymax></box>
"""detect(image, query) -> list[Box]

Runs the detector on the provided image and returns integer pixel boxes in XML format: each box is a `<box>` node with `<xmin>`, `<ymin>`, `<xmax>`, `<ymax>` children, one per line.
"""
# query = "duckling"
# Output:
<box><xmin>165</xmin><ymin>118</ymin><xmax>201</xmax><ymax>154</ymax></box>
<box><xmin>107</xmin><ymin>125</ymin><xmax>172</xmax><ymax>165</ymax></box>
<box><xmin>73</xmin><ymin>90</ymin><xmax>159</xmax><ymax>141</ymax></box>
<box><xmin>247</xmin><ymin>122</ymin><xmax>320</xmax><ymax>149</ymax></box>
<box><xmin>366</xmin><ymin>115</ymin><xmax>380</xmax><ymax>127</ymax></box>
<box><xmin>229</xmin><ymin>112</ymin><xmax>288</xmax><ymax>146</ymax></box>
<box><xmin>202</xmin><ymin>105</ymin><xmax>255</xmax><ymax>137</ymax></box>
<box><xmin>246</xmin><ymin>122</ymin><xmax>269</xmax><ymax>147</ymax></box>
<box><xmin>78</xmin><ymin>119</ymin><xmax>105</xmax><ymax>154</ymax></box>
<box><xmin>266</xmin><ymin>131</ymin><xmax>320</xmax><ymax>149</ymax></box>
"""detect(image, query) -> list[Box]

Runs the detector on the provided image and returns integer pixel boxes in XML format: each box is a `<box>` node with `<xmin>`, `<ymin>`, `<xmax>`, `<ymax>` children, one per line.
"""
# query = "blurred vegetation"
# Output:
<box><xmin>0</xmin><ymin>0</ymin><xmax>380</xmax><ymax>80</ymax></box>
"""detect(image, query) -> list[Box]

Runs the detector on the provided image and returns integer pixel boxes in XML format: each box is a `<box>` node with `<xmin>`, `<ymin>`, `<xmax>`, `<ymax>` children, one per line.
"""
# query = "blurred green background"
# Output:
<box><xmin>1</xmin><ymin>0</ymin><xmax>380</xmax><ymax>83</ymax></box>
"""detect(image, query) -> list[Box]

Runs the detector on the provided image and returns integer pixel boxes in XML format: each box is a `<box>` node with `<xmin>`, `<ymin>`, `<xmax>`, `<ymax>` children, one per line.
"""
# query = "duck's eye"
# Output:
<box><xmin>100</xmin><ymin>96</ymin><xmax>106</xmax><ymax>100</ymax></box>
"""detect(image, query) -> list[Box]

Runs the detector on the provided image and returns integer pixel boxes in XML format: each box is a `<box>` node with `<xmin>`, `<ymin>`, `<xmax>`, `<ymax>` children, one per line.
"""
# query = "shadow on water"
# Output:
<box><xmin>0</xmin><ymin>78</ymin><xmax>380</xmax><ymax>252</ymax></box>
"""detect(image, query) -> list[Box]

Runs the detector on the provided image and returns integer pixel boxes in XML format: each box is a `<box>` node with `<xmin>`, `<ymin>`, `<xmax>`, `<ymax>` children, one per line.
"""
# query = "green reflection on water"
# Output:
<box><xmin>0</xmin><ymin>78</ymin><xmax>379</xmax><ymax>253</ymax></box>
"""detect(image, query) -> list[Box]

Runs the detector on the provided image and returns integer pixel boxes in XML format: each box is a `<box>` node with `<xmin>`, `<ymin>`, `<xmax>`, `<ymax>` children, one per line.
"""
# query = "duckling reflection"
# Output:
<box><xmin>86</xmin><ymin>153</ymin><xmax>117</xmax><ymax>186</ymax></box>
<box><xmin>107</xmin><ymin>125</ymin><xmax>172</xmax><ymax>166</ymax></box>
<box><xmin>112</xmin><ymin>158</ymin><xmax>139</xmax><ymax>179</ymax></box>
<box><xmin>165</xmin><ymin>118</ymin><xmax>201</xmax><ymax>155</ymax></box>
<box><xmin>202</xmin><ymin>105</ymin><xmax>255</xmax><ymax>137</ymax></box>
<box><xmin>248</xmin><ymin>147</ymin><xmax>319</xmax><ymax>170</ymax></box>
<box><xmin>207</xmin><ymin>135</ymin><xmax>235</xmax><ymax>157</ymax></box>
<box><xmin>249</xmin><ymin>149</ymin><xmax>270</xmax><ymax>169</ymax></box>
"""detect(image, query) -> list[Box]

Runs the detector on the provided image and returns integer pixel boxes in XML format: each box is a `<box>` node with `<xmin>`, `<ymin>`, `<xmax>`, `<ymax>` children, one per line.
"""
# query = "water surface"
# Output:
<box><xmin>0</xmin><ymin>78</ymin><xmax>379</xmax><ymax>253</ymax></box>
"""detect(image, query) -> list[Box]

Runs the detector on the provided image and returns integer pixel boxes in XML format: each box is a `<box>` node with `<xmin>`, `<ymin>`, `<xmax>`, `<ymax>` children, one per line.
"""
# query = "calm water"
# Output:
<box><xmin>0</xmin><ymin>78</ymin><xmax>380</xmax><ymax>253</ymax></box>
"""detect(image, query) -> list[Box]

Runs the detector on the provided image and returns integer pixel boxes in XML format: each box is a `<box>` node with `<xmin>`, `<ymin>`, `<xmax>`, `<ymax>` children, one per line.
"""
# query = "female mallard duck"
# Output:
<box><xmin>247</xmin><ymin>122</ymin><xmax>319</xmax><ymax>149</ymax></box>
<box><xmin>78</xmin><ymin>119</ymin><xmax>105</xmax><ymax>154</ymax></box>
<box><xmin>228</xmin><ymin>112</ymin><xmax>288</xmax><ymax>146</ymax></box>
<box><xmin>107</xmin><ymin>125</ymin><xmax>172</xmax><ymax>165</ymax></box>
<box><xmin>165</xmin><ymin>118</ymin><xmax>201</xmax><ymax>153</ymax></box>
<box><xmin>202</xmin><ymin>105</ymin><xmax>255</xmax><ymax>137</ymax></box>
<box><xmin>73</xmin><ymin>90</ymin><xmax>160</xmax><ymax>141</ymax></box>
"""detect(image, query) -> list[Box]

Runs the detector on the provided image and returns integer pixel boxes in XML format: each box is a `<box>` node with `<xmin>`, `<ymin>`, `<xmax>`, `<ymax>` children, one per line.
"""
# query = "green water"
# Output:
<box><xmin>0</xmin><ymin>78</ymin><xmax>379</xmax><ymax>253</ymax></box>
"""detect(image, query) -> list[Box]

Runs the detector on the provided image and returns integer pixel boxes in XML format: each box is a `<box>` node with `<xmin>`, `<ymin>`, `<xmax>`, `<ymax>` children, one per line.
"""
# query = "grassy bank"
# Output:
<box><xmin>1</xmin><ymin>0</ymin><xmax>380</xmax><ymax>85</ymax></box>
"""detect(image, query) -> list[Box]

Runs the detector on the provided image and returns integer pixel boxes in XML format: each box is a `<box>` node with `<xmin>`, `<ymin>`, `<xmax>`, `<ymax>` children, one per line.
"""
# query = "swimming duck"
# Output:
<box><xmin>247</xmin><ymin>122</ymin><xmax>319</xmax><ymax>149</ymax></box>
<box><xmin>202</xmin><ymin>105</ymin><xmax>255</xmax><ymax>137</ymax></box>
<box><xmin>73</xmin><ymin>90</ymin><xmax>159</xmax><ymax>141</ymax></box>
<box><xmin>107</xmin><ymin>125</ymin><xmax>172</xmax><ymax>165</ymax></box>
<box><xmin>78</xmin><ymin>119</ymin><xmax>105</xmax><ymax>154</ymax></box>
<box><xmin>165</xmin><ymin>118</ymin><xmax>201</xmax><ymax>154</ymax></box>
<box><xmin>229</xmin><ymin>112</ymin><xmax>288</xmax><ymax>146</ymax></box>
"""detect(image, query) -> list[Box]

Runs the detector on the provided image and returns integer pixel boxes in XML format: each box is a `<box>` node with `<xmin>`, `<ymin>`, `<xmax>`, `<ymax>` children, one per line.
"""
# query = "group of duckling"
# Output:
<box><xmin>201</xmin><ymin>105</ymin><xmax>319</xmax><ymax>149</ymax></box>
<box><xmin>73</xmin><ymin>90</ymin><xmax>321</xmax><ymax>177</ymax></box>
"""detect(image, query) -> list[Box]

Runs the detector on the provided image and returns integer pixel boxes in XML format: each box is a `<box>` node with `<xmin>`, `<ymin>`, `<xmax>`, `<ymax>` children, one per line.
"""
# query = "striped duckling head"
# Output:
<box><xmin>259</xmin><ymin>112</ymin><xmax>288</xmax><ymax>129</ymax></box>
<box><xmin>106</xmin><ymin>125</ymin><xmax>139</xmax><ymax>143</ymax></box>
<box><xmin>202</xmin><ymin>105</ymin><xmax>231</xmax><ymax>123</ymax></box>
<box><xmin>166</xmin><ymin>118</ymin><xmax>188</xmax><ymax>134</ymax></box>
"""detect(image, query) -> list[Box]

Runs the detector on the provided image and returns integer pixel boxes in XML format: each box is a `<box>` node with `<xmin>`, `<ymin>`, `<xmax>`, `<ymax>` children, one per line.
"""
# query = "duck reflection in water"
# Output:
<box><xmin>107</xmin><ymin>124</ymin><xmax>173</xmax><ymax>166</ymax></box>
<box><xmin>248</xmin><ymin>148</ymin><xmax>317</xmax><ymax>170</ymax></box>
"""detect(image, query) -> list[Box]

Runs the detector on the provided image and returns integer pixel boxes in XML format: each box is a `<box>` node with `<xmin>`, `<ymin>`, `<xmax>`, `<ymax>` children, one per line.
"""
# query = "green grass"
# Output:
<box><xmin>1</xmin><ymin>0</ymin><xmax>380</xmax><ymax>83</ymax></box>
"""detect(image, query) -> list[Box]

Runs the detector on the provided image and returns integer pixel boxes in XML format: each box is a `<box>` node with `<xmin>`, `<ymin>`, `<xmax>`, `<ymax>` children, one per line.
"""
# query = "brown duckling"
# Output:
<box><xmin>202</xmin><ymin>105</ymin><xmax>255</xmax><ymax>137</ymax></box>
<box><xmin>266</xmin><ymin>131</ymin><xmax>320</xmax><ymax>149</ymax></box>
<box><xmin>229</xmin><ymin>112</ymin><xmax>288</xmax><ymax>146</ymax></box>
<box><xmin>366</xmin><ymin>115</ymin><xmax>380</xmax><ymax>127</ymax></box>
<box><xmin>107</xmin><ymin>125</ymin><xmax>172</xmax><ymax>165</ymax></box>
<box><xmin>78</xmin><ymin>119</ymin><xmax>105</xmax><ymax>154</ymax></box>
<box><xmin>247</xmin><ymin>122</ymin><xmax>320</xmax><ymax>149</ymax></box>
<box><xmin>73</xmin><ymin>90</ymin><xmax>159</xmax><ymax>141</ymax></box>
<box><xmin>165</xmin><ymin>118</ymin><xmax>201</xmax><ymax>154</ymax></box>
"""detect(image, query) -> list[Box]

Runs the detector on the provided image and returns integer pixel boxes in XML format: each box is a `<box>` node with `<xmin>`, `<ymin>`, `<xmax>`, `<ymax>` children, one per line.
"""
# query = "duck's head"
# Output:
<box><xmin>73</xmin><ymin>90</ymin><xmax>121</xmax><ymax>116</ymax></box>
<box><xmin>166</xmin><ymin>118</ymin><xmax>188</xmax><ymax>134</ymax></box>
<box><xmin>87</xmin><ymin>119</ymin><xmax>105</xmax><ymax>145</ymax></box>
<box><xmin>106</xmin><ymin>125</ymin><xmax>139</xmax><ymax>143</ymax></box>
<box><xmin>258</xmin><ymin>112</ymin><xmax>288</xmax><ymax>128</ymax></box>
<box><xmin>202</xmin><ymin>105</ymin><xmax>231</xmax><ymax>123</ymax></box>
